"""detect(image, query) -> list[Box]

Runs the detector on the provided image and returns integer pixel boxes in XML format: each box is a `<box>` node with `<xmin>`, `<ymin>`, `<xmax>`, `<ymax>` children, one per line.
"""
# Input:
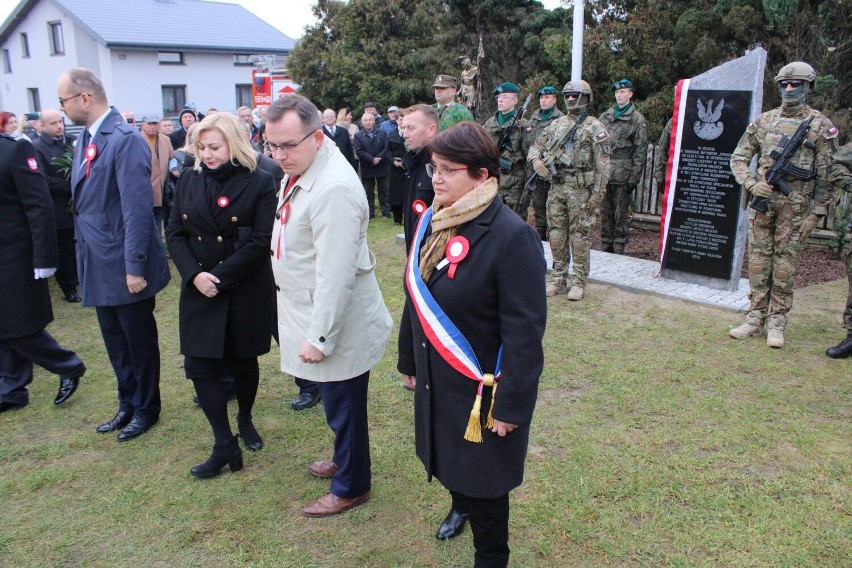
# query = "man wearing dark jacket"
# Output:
<box><xmin>321</xmin><ymin>108</ymin><xmax>357</xmax><ymax>171</ymax></box>
<box><xmin>354</xmin><ymin>113</ymin><xmax>391</xmax><ymax>218</ymax></box>
<box><xmin>0</xmin><ymin>131</ymin><xmax>86</xmax><ymax>413</ymax></box>
<box><xmin>32</xmin><ymin>109</ymin><xmax>80</xmax><ymax>303</ymax></box>
<box><xmin>169</xmin><ymin>107</ymin><xmax>197</xmax><ymax>150</ymax></box>
<box><xmin>400</xmin><ymin>105</ymin><xmax>439</xmax><ymax>251</ymax></box>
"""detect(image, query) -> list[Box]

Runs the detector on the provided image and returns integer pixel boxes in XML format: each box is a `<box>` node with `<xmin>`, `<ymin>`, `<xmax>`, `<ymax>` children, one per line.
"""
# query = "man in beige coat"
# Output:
<box><xmin>140</xmin><ymin>115</ymin><xmax>173</xmax><ymax>237</ymax></box>
<box><xmin>267</xmin><ymin>94</ymin><xmax>392</xmax><ymax>518</ymax></box>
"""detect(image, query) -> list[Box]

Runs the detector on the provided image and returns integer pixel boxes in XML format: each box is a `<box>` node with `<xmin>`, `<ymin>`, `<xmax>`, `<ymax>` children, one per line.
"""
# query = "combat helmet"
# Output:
<box><xmin>562</xmin><ymin>80</ymin><xmax>592</xmax><ymax>110</ymax></box>
<box><xmin>774</xmin><ymin>61</ymin><xmax>817</xmax><ymax>86</ymax></box>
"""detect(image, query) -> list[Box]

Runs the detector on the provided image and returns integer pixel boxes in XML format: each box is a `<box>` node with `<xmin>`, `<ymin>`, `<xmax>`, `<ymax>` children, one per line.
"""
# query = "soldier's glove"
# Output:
<box><xmin>587</xmin><ymin>192</ymin><xmax>602</xmax><ymax>212</ymax></box>
<box><xmin>626</xmin><ymin>183</ymin><xmax>638</xmax><ymax>195</ymax></box>
<box><xmin>531</xmin><ymin>159</ymin><xmax>551</xmax><ymax>180</ymax></box>
<box><xmin>750</xmin><ymin>180</ymin><xmax>773</xmax><ymax>199</ymax></box>
<box><xmin>799</xmin><ymin>213</ymin><xmax>822</xmax><ymax>241</ymax></box>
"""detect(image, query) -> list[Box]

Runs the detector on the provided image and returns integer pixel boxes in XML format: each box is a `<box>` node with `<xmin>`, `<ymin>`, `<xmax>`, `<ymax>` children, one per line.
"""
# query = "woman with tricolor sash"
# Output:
<box><xmin>397</xmin><ymin>122</ymin><xmax>547</xmax><ymax>567</ymax></box>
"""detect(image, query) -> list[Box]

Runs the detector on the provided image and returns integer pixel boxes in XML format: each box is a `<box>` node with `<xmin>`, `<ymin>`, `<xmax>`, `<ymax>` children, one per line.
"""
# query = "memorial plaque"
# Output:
<box><xmin>659</xmin><ymin>48</ymin><xmax>766</xmax><ymax>291</ymax></box>
<box><xmin>661</xmin><ymin>89</ymin><xmax>751</xmax><ymax>279</ymax></box>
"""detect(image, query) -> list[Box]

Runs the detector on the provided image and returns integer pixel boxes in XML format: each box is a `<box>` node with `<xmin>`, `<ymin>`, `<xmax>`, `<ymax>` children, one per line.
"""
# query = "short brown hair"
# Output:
<box><xmin>429</xmin><ymin>122</ymin><xmax>499</xmax><ymax>180</ymax></box>
<box><xmin>267</xmin><ymin>94</ymin><xmax>321</xmax><ymax>132</ymax></box>
<box><xmin>65</xmin><ymin>68</ymin><xmax>108</xmax><ymax>103</ymax></box>
<box><xmin>401</xmin><ymin>104</ymin><xmax>439</xmax><ymax>127</ymax></box>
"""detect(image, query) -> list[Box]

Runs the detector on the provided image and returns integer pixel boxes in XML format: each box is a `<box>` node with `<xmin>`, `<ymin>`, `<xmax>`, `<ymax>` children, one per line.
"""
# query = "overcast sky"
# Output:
<box><xmin>0</xmin><ymin>0</ymin><xmax>566</xmax><ymax>40</ymax></box>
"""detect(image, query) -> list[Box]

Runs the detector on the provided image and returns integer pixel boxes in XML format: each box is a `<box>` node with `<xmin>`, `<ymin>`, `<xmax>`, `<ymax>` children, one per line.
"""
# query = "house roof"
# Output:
<box><xmin>0</xmin><ymin>0</ymin><xmax>296</xmax><ymax>53</ymax></box>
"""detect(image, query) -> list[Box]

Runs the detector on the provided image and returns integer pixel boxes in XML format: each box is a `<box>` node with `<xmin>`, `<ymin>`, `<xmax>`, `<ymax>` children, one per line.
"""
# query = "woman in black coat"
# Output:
<box><xmin>166</xmin><ymin>113</ymin><xmax>276</xmax><ymax>478</ymax></box>
<box><xmin>386</xmin><ymin>120</ymin><xmax>407</xmax><ymax>224</ymax></box>
<box><xmin>398</xmin><ymin>123</ymin><xmax>546</xmax><ymax>567</ymax></box>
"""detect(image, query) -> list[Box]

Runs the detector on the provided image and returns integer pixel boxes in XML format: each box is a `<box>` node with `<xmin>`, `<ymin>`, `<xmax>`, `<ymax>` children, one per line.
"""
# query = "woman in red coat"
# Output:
<box><xmin>398</xmin><ymin>123</ymin><xmax>546</xmax><ymax>567</ymax></box>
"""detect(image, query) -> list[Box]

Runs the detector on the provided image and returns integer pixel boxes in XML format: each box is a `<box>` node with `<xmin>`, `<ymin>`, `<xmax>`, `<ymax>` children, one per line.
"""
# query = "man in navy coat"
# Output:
<box><xmin>58</xmin><ymin>68</ymin><xmax>170</xmax><ymax>441</ymax></box>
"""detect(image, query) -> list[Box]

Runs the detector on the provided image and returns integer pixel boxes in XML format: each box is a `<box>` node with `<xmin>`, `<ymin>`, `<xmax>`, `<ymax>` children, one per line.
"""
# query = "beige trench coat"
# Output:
<box><xmin>271</xmin><ymin>138</ymin><xmax>392</xmax><ymax>381</ymax></box>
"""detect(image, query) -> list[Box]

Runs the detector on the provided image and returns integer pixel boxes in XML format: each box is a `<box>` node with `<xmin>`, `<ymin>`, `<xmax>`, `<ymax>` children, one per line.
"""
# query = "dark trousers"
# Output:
<box><xmin>317</xmin><ymin>371</ymin><xmax>371</xmax><ymax>498</ymax></box>
<box><xmin>54</xmin><ymin>228</ymin><xmax>79</xmax><ymax>293</ymax></box>
<box><xmin>95</xmin><ymin>296</ymin><xmax>161</xmax><ymax>418</ymax></box>
<box><xmin>362</xmin><ymin>176</ymin><xmax>389</xmax><ymax>216</ymax></box>
<box><xmin>0</xmin><ymin>330</ymin><xmax>85</xmax><ymax>405</ymax></box>
<box><xmin>449</xmin><ymin>491</ymin><xmax>511</xmax><ymax>568</ymax></box>
<box><xmin>153</xmin><ymin>206</ymin><xmax>164</xmax><ymax>241</ymax></box>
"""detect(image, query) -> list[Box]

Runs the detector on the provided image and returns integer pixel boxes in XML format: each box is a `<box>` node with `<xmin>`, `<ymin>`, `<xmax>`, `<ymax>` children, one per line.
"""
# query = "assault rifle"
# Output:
<box><xmin>525</xmin><ymin>111</ymin><xmax>588</xmax><ymax>191</ymax></box>
<box><xmin>497</xmin><ymin>93</ymin><xmax>533</xmax><ymax>171</ymax></box>
<box><xmin>748</xmin><ymin>116</ymin><xmax>817</xmax><ymax>214</ymax></box>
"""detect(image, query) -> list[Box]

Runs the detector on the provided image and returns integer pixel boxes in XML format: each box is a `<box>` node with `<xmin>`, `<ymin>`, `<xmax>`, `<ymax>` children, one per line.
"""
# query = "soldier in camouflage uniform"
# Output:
<box><xmin>529</xmin><ymin>80</ymin><xmax>610</xmax><ymax>301</ymax></box>
<box><xmin>729</xmin><ymin>61</ymin><xmax>839</xmax><ymax>348</ymax></box>
<box><xmin>654</xmin><ymin>117</ymin><xmax>673</xmax><ymax>189</ymax></box>
<box><xmin>431</xmin><ymin>74</ymin><xmax>475</xmax><ymax>132</ymax></box>
<box><xmin>483</xmin><ymin>82</ymin><xmax>533</xmax><ymax>218</ymax></box>
<box><xmin>528</xmin><ymin>86</ymin><xmax>565</xmax><ymax>240</ymax></box>
<box><xmin>599</xmin><ymin>79</ymin><xmax>648</xmax><ymax>254</ymax></box>
<box><xmin>825</xmin><ymin>143</ymin><xmax>852</xmax><ymax>358</ymax></box>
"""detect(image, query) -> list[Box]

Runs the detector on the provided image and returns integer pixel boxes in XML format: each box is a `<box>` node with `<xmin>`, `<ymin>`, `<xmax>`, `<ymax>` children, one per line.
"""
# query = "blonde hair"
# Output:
<box><xmin>179</xmin><ymin>123</ymin><xmax>199</xmax><ymax>155</ymax></box>
<box><xmin>193</xmin><ymin>113</ymin><xmax>257</xmax><ymax>172</ymax></box>
<box><xmin>336</xmin><ymin>107</ymin><xmax>350</xmax><ymax>125</ymax></box>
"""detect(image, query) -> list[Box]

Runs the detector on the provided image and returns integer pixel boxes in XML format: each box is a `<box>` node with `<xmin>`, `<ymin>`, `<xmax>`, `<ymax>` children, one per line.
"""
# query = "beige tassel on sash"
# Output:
<box><xmin>464</xmin><ymin>374</ymin><xmax>495</xmax><ymax>443</ymax></box>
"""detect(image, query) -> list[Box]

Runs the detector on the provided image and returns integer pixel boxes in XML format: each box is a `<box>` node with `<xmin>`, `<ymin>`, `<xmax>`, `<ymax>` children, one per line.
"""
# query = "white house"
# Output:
<box><xmin>0</xmin><ymin>0</ymin><xmax>296</xmax><ymax>117</ymax></box>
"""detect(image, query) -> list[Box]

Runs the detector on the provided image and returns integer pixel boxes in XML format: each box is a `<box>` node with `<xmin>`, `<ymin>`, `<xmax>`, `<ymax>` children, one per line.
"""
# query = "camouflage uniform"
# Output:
<box><xmin>529</xmin><ymin>113</ymin><xmax>610</xmax><ymax>291</ymax></box>
<box><xmin>483</xmin><ymin>112</ymin><xmax>533</xmax><ymax>216</ymax></box>
<box><xmin>528</xmin><ymin>107</ymin><xmax>565</xmax><ymax>239</ymax></box>
<box><xmin>730</xmin><ymin>104</ymin><xmax>838</xmax><ymax>333</ymax></box>
<box><xmin>433</xmin><ymin>101</ymin><xmax>474</xmax><ymax>132</ymax></box>
<box><xmin>599</xmin><ymin>104</ymin><xmax>648</xmax><ymax>253</ymax></box>
<box><xmin>827</xmin><ymin>144</ymin><xmax>852</xmax><ymax>333</ymax></box>
<box><xmin>654</xmin><ymin>117</ymin><xmax>673</xmax><ymax>187</ymax></box>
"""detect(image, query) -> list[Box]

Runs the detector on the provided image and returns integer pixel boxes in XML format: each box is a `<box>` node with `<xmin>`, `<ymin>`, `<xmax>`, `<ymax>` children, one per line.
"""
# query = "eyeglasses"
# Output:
<box><xmin>264</xmin><ymin>131</ymin><xmax>314</xmax><ymax>154</ymax></box>
<box><xmin>779</xmin><ymin>80</ymin><xmax>803</xmax><ymax>89</ymax></box>
<box><xmin>563</xmin><ymin>92</ymin><xmax>580</xmax><ymax>99</ymax></box>
<box><xmin>58</xmin><ymin>92</ymin><xmax>83</xmax><ymax>107</ymax></box>
<box><xmin>426</xmin><ymin>163</ymin><xmax>468</xmax><ymax>178</ymax></box>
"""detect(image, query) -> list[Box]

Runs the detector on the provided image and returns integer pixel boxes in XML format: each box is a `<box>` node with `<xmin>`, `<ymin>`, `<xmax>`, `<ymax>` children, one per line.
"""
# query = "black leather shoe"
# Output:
<box><xmin>54</xmin><ymin>376</ymin><xmax>81</xmax><ymax>405</ymax></box>
<box><xmin>291</xmin><ymin>391</ymin><xmax>321</xmax><ymax>410</ymax></box>
<box><xmin>64</xmin><ymin>290</ymin><xmax>82</xmax><ymax>303</ymax></box>
<box><xmin>96</xmin><ymin>410</ymin><xmax>133</xmax><ymax>433</ymax></box>
<box><xmin>117</xmin><ymin>415</ymin><xmax>158</xmax><ymax>441</ymax></box>
<box><xmin>237</xmin><ymin>415</ymin><xmax>264</xmax><ymax>451</ymax></box>
<box><xmin>0</xmin><ymin>401</ymin><xmax>27</xmax><ymax>413</ymax></box>
<box><xmin>190</xmin><ymin>437</ymin><xmax>243</xmax><ymax>478</ymax></box>
<box><xmin>827</xmin><ymin>334</ymin><xmax>852</xmax><ymax>359</ymax></box>
<box><xmin>436</xmin><ymin>509</ymin><xmax>469</xmax><ymax>540</ymax></box>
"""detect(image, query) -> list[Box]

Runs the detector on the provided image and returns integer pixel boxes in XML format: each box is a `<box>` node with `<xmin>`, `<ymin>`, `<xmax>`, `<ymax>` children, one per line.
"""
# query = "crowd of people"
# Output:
<box><xmin>0</xmin><ymin>58</ymin><xmax>850</xmax><ymax>568</ymax></box>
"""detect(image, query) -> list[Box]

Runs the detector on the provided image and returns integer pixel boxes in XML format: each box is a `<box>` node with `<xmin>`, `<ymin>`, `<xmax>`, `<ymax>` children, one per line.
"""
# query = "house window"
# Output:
<box><xmin>2</xmin><ymin>49</ymin><xmax>11</xmax><ymax>73</ymax></box>
<box><xmin>21</xmin><ymin>33</ymin><xmax>30</xmax><ymax>58</ymax></box>
<box><xmin>48</xmin><ymin>21</ymin><xmax>64</xmax><ymax>55</ymax></box>
<box><xmin>234</xmin><ymin>54</ymin><xmax>253</xmax><ymax>66</ymax></box>
<box><xmin>235</xmin><ymin>84</ymin><xmax>252</xmax><ymax>108</ymax></box>
<box><xmin>158</xmin><ymin>52</ymin><xmax>184</xmax><ymax>65</ymax></box>
<box><xmin>27</xmin><ymin>88</ymin><xmax>41</xmax><ymax>112</ymax></box>
<box><xmin>162</xmin><ymin>85</ymin><xmax>186</xmax><ymax>116</ymax></box>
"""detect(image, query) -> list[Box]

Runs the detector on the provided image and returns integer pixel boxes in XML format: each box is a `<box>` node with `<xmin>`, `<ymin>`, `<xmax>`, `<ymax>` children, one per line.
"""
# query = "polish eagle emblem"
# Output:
<box><xmin>694</xmin><ymin>98</ymin><xmax>724</xmax><ymax>140</ymax></box>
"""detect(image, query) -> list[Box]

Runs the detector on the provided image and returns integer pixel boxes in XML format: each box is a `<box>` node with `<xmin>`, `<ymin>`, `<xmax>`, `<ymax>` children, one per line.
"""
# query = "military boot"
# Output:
<box><xmin>729</xmin><ymin>322</ymin><xmax>763</xmax><ymax>339</ymax></box>
<box><xmin>826</xmin><ymin>333</ymin><xmax>852</xmax><ymax>359</ymax></box>
<box><xmin>767</xmin><ymin>329</ymin><xmax>785</xmax><ymax>348</ymax></box>
<box><xmin>613</xmin><ymin>244</ymin><xmax>625</xmax><ymax>255</ymax></box>
<box><xmin>566</xmin><ymin>286</ymin><xmax>585</xmax><ymax>301</ymax></box>
<box><xmin>546</xmin><ymin>279</ymin><xmax>567</xmax><ymax>297</ymax></box>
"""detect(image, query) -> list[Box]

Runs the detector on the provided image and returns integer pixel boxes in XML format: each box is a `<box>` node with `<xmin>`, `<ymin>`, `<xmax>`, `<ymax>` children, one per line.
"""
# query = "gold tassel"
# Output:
<box><xmin>485</xmin><ymin>381</ymin><xmax>498</xmax><ymax>429</ymax></box>
<box><xmin>463</xmin><ymin>394</ymin><xmax>483</xmax><ymax>443</ymax></box>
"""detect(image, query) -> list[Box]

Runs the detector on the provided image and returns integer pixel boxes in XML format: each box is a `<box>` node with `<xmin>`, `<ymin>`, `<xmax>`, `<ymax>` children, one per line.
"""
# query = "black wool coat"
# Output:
<box><xmin>166</xmin><ymin>165</ymin><xmax>276</xmax><ymax>359</ymax></box>
<box><xmin>323</xmin><ymin>124</ymin><xmax>358</xmax><ymax>171</ymax></box>
<box><xmin>401</xmin><ymin>149</ymin><xmax>434</xmax><ymax>252</ymax></box>
<box><xmin>397</xmin><ymin>196</ymin><xmax>547</xmax><ymax>498</ymax></box>
<box><xmin>0</xmin><ymin>134</ymin><xmax>58</xmax><ymax>340</ymax></box>
<box><xmin>353</xmin><ymin>129</ymin><xmax>390</xmax><ymax>179</ymax></box>
<box><xmin>387</xmin><ymin>127</ymin><xmax>407</xmax><ymax>208</ymax></box>
<box><xmin>32</xmin><ymin>132</ymin><xmax>76</xmax><ymax>230</ymax></box>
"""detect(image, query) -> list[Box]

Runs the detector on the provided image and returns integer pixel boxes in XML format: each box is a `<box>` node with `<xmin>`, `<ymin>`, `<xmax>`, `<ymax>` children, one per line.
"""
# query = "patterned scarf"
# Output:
<box><xmin>418</xmin><ymin>177</ymin><xmax>499</xmax><ymax>281</ymax></box>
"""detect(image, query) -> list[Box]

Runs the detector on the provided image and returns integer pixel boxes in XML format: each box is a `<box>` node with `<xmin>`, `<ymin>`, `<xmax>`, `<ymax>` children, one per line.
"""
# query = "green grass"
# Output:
<box><xmin>1</xmin><ymin>217</ymin><xmax>849</xmax><ymax>567</ymax></box>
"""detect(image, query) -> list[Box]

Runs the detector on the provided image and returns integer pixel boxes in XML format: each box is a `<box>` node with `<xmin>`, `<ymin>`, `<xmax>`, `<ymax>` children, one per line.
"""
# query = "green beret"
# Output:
<box><xmin>611</xmin><ymin>79</ymin><xmax>634</xmax><ymax>91</ymax></box>
<box><xmin>537</xmin><ymin>86</ymin><xmax>558</xmax><ymax>97</ymax></box>
<box><xmin>494</xmin><ymin>82</ymin><xmax>520</xmax><ymax>96</ymax></box>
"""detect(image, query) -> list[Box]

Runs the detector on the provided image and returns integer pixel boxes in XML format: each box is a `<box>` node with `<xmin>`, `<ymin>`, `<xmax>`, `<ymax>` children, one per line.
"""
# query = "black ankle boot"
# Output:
<box><xmin>237</xmin><ymin>415</ymin><xmax>264</xmax><ymax>451</ymax></box>
<box><xmin>436</xmin><ymin>508</ymin><xmax>469</xmax><ymax>540</ymax></box>
<box><xmin>190</xmin><ymin>437</ymin><xmax>243</xmax><ymax>478</ymax></box>
<box><xmin>826</xmin><ymin>333</ymin><xmax>852</xmax><ymax>359</ymax></box>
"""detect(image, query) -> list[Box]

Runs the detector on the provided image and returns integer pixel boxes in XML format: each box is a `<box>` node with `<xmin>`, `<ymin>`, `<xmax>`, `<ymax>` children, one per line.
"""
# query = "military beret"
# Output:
<box><xmin>432</xmin><ymin>74</ymin><xmax>459</xmax><ymax>89</ymax></box>
<box><xmin>494</xmin><ymin>82</ymin><xmax>521</xmax><ymax>96</ymax></box>
<box><xmin>611</xmin><ymin>79</ymin><xmax>634</xmax><ymax>91</ymax></box>
<box><xmin>537</xmin><ymin>86</ymin><xmax>558</xmax><ymax>97</ymax></box>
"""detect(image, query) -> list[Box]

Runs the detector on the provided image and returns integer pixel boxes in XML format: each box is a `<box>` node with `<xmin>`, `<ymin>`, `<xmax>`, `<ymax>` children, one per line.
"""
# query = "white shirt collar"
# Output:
<box><xmin>88</xmin><ymin>108</ymin><xmax>112</xmax><ymax>138</ymax></box>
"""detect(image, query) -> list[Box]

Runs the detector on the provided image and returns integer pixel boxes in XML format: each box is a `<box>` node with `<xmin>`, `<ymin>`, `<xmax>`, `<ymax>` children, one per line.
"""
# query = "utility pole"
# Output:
<box><xmin>571</xmin><ymin>0</ymin><xmax>584</xmax><ymax>81</ymax></box>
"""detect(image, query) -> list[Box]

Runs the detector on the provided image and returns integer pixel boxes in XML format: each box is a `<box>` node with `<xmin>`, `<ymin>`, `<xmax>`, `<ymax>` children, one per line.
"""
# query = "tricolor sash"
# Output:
<box><xmin>405</xmin><ymin>206</ymin><xmax>502</xmax><ymax>442</ymax></box>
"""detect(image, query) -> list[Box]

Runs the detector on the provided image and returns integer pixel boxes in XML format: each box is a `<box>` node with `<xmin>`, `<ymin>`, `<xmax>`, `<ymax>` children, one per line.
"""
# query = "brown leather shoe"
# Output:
<box><xmin>302</xmin><ymin>491</ymin><xmax>371</xmax><ymax>518</ymax></box>
<box><xmin>307</xmin><ymin>460</ymin><xmax>339</xmax><ymax>479</ymax></box>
